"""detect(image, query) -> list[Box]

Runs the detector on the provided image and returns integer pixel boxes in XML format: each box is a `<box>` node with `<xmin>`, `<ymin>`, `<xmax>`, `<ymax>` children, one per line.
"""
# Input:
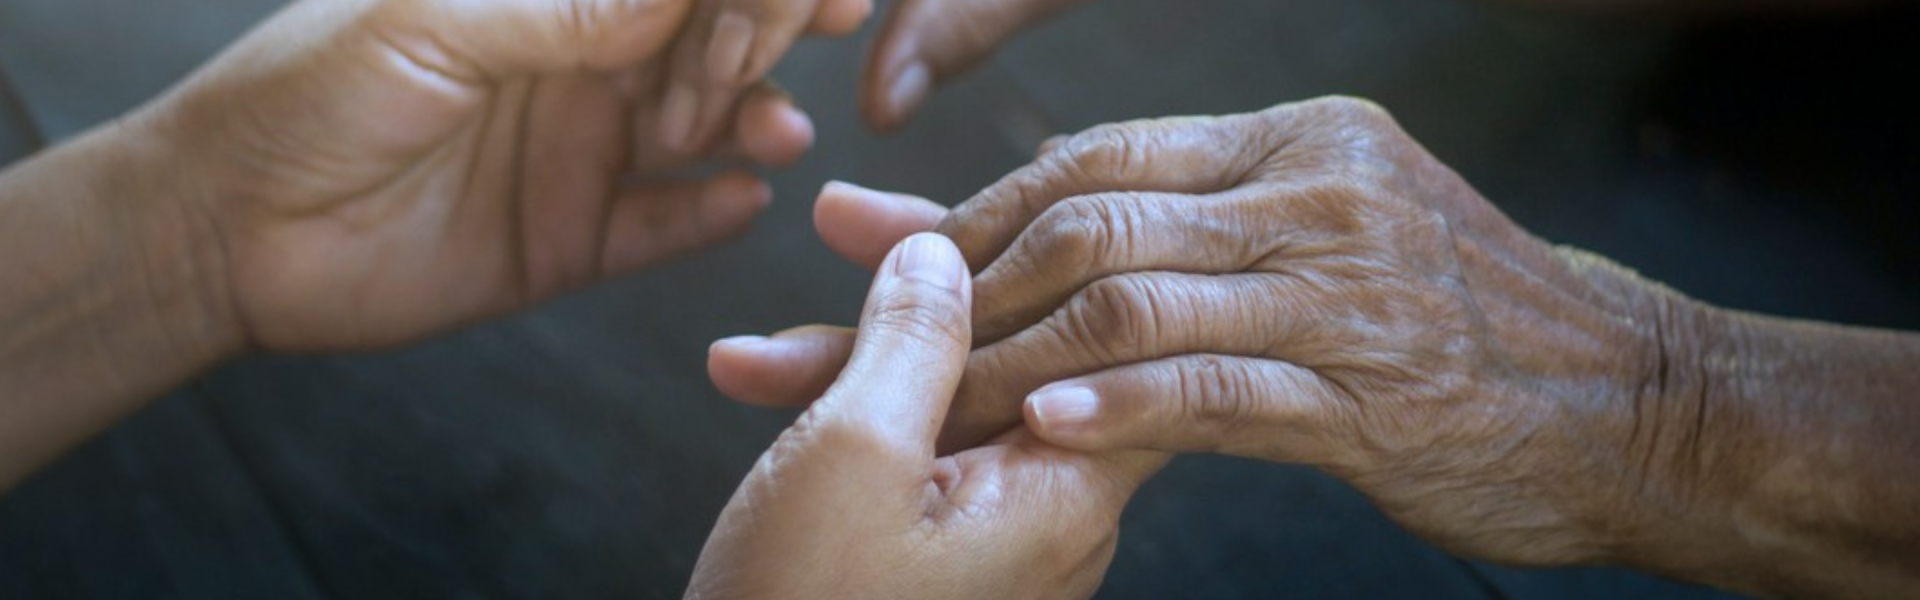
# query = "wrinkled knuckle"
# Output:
<box><xmin>1059</xmin><ymin>125</ymin><xmax>1147</xmax><ymax>180</ymax></box>
<box><xmin>1026</xmin><ymin>201</ymin><xmax>1102</xmax><ymax>266</ymax></box>
<box><xmin>1176</xmin><ymin>356</ymin><xmax>1261</xmax><ymax>434</ymax></box>
<box><xmin>1315</xmin><ymin>95</ymin><xmax>1393</xmax><ymax>127</ymax></box>
<box><xmin>1065</xmin><ymin>276</ymin><xmax>1164</xmax><ymax>359</ymax></box>
<box><xmin>1030</xmin><ymin>195</ymin><xmax>1139</xmax><ymax>269</ymax></box>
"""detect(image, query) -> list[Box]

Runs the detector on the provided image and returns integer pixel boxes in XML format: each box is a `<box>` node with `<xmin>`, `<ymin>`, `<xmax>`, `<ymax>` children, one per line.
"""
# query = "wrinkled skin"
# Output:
<box><xmin>938</xmin><ymin>97</ymin><xmax>1687</xmax><ymax>564</ymax></box>
<box><xmin>689</xmin><ymin>234</ymin><xmax>1164</xmax><ymax>600</ymax></box>
<box><xmin>728</xmin><ymin>97</ymin><xmax>1682</xmax><ymax>563</ymax></box>
<box><xmin>715</xmin><ymin>97</ymin><xmax>1920</xmax><ymax>598</ymax></box>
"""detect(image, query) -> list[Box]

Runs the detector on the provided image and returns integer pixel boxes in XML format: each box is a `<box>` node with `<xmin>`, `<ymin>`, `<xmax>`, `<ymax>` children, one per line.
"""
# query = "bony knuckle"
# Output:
<box><xmin>1028</xmin><ymin>202</ymin><xmax>1103</xmax><ymax>263</ymax></box>
<box><xmin>1315</xmin><ymin>95</ymin><xmax>1393</xmax><ymax>125</ymax></box>
<box><xmin>808</xmin><ymin>418</ymin><xmax>914</xmax><ymax>460</ymax></box>
<box><xmin>1177</xmin><ymin>357</ymin><xmax>1261</xmax><ymax>429</ymax></box>
<box><xmin>1066</xmin><ymin>276</ymin><xmax>1164</xmax><ymax>358</ymax></box>
<box><xmin>1060</xmin><ymin>125</ymin><xmax>1145</xmax><ymax>178</ymax></box>
<box><xmin>1031</xmin><ymin>196</ymin><xmax>1137</xmax><ymax>268</ymax></box>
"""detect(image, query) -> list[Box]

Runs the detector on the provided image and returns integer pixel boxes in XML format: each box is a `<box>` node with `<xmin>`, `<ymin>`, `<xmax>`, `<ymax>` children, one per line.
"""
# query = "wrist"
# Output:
<box><xmin>109</xmin><ymin>107</ymin><xmax>249</xmax><ymax>364</ymax></box>
<box><xmin>0</xmin><ymin>109</ymin><xmax>245</xmax><ymax>487</ymax></box>
<box><xmin>1605</xmin><ymin>294</ymin><xmax>1802</xmax><ymax>595</ymax></box>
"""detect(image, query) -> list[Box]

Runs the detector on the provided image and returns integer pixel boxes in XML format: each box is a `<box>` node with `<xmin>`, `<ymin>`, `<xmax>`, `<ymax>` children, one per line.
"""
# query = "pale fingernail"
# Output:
<box><xmin>709</xmin><ymin>335</ymin><xmax>770</xmax><ymax>354</ymax></box>
<box><xmin>659</xmin><ymin>83</ymin><xmax>698</xmax><ymax>150</ymax></box>
<box><xmin>1029</xmin><ymin>385</ymin><xmax>1099</xmax><ymax>431</ymax></box>
<box><xmin>886</xmin><ymin>62</ymin><xmax>931</xmax><ymax>121</ymax></box>
<box><xmin>821</xmin><ymin>180</ymin><xmax>877</xmax><ymax>198</ymax></box>
<box><xmin>892</xmin><ymin>233</ymin><xmax>963</xmax><ymax>291</ymax></box>
<box><xmin>706</xmin><ymin>10</ymin><xmax>756</xmax><ymax>84</ymax></box>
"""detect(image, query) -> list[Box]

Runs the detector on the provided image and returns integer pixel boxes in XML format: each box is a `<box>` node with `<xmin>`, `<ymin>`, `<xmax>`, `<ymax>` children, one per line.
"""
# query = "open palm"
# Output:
<box><xmin>159</xmin><ymin>0</ymin><xmax>815</xmax><ymax>350</ymax></box>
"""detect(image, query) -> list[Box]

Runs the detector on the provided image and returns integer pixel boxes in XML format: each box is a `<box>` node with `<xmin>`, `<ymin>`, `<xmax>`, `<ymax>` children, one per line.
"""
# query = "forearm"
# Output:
<box><xmin>0</xmin><ymin>113</ymin><xmax>241</xmax><ymax>490</ymax></box>
<box><xmin>1622</xmin><ymin>303</ymin><xmax>1920</xmax><ymax>598</ymax></box>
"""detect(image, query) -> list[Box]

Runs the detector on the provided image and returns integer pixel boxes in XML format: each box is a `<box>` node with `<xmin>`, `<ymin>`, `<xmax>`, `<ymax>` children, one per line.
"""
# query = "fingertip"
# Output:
<box><xmin>1025</xmin><ymin>383</ymin><xmax>1107</xmax><ymax>449</ymax></box>
<box><xmin>738</xmin><ymin>89</ymin><xmax>814</xmax><ymax>167</ymax></box>
<box><xmin>705</xmin><ymin>10</ymin><xmax>757</xmax><ymax>86</ymax></box>
<box><xmin>864</xmin><ymin>60</ymin><xmax>929</xmax><ymax>132</ymax></box>
<box><xmin>810</xmin><ymin>0</ymin><xmax>873</xmax><ymax>36</ymax></box>
<box><xmin>709</xmin><ymin>332</ymin><xmax>842</xmax><ymax>408</ymax></box>
<box><xmin>814</xmin><ymin>181</ymin><xmax>948</xmax><ymax>270</ymax></box>
<box><xmin>709</xmin><ymin>336</ymin><xmax>790</xmax><ymax>407</ymax></box>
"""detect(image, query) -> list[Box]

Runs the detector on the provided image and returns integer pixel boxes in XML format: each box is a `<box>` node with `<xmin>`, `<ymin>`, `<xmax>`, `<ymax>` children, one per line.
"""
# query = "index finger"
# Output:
<box><xmin>936</xmin><ymin>113</ymin><xmax>1276</xmax><ymax>270</ymax></box>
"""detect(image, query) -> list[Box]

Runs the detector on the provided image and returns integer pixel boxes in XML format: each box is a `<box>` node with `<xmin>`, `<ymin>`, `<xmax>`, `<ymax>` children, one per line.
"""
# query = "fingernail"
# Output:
<box><xmin>1029</xmin><ymin>385</ymin><xmax>1100</xmax><ymax>431</ymax></box>
<box><xmin>886</xmin><ymin>61</ymin><xmax>931</xmax><ymax>121</ymax></box>
<box><xmin>709</xmin><ymin>335</ymin><xmax>769</xmax><ymax>354</ymax></box>
<box><xmin>659</xmin><ymin>83</ymin><xmax>698</xmax><ymax>150</ymax></box>
<box><xmin>706</xmin><ymin>10</ymin><xmax>756</xmax><ymax>84</ymax></box>
<box><xmin>892</xmin><ymin>233</ymin><xmax>962</xmax><ymax>290</ymax></box>
<box><xmin>821</xmin><ymin>180</ymin><xmax>874</xmax><ymax>198</ymax></box>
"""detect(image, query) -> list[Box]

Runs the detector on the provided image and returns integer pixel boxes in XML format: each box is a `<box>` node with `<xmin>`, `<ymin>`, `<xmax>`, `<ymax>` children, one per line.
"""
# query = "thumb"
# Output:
<box><xmin>806</xmin><ymin>233</ymin><xmax>974</xmax><ymax>458</ymax></box>
<box><xmin>369</xmin><ymin>0</ymin><xmax>692</xmax><ymax>80</ymax></box>
<box><xmin>1022</xmin><ymin>355</ymin><xmax>1347</xmax><ymax>463</ymax></box>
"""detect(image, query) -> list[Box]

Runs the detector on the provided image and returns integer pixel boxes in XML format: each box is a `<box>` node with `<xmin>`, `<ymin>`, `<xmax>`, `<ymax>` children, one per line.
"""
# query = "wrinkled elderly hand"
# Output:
<box><xmin>153</xmin><ymin>0</ymin><xmax>823</xmax><ymax>351</ymax></box>
<box><xmin>690</xmin><ymin>233</ymin><xmax>1163</xmax><ymax>599</ymax></box>
<box><xmin>724</xmin><ymin>97</ymin><xmax>1705</xmax><ymax>566</ymax></box>
<box><xmin>938</xmin><ymin>96</ymin><xmax>1702</xmax><ymax>565</ymax></box>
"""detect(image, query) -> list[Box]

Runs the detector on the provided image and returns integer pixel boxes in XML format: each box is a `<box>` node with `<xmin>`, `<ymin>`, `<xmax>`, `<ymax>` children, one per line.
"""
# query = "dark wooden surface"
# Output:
<box><xmin>3</xmin><ymin>0</ymin><xmax>1916</xmax><ymax>597</ymax></box>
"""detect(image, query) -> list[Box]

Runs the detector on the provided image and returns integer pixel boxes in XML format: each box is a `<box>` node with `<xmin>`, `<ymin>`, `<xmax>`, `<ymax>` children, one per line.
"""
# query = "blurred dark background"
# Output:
<box><xmin>1</xmin><ymin>0</ymin><xmax>1914</xmax><ymax>598</ymax></box>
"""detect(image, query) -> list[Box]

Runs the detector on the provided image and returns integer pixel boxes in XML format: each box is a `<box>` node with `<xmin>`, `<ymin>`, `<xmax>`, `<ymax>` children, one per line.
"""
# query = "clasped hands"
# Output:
<box><xmin>695</xmin><ymin>99</ymin><xmax>1700</xmax><ymax>596</ymax></box>
<box><xmin>63</xmin><ymin>0</ymin><xmax>1711</xmax><ymax>596</ymax></box>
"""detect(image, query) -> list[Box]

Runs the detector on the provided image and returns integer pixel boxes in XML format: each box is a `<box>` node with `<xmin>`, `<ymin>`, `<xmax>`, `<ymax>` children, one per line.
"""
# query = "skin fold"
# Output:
<box><xmin>719</xmin><ymin>99</ymin><xmax>1920</xmax><ymax>599</ymax></box>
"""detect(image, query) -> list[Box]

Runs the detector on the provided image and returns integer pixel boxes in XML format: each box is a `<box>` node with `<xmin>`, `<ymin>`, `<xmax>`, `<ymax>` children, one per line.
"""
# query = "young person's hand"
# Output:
<box><xmin>655</xmin><ymin>0</ymin><xmax>871</xmax><ymax>152</ymax></box>
<box><xmin>690</xmin><ymin>233</ymin><xmax>1165</xmax><ymax>600</ymax></box>
<box><xmin>156</xmin><ymin>0</ymin><xmax>820</xmax><ymax>351</ymax></box>
<box><xmin>861</xmin><ymin>0</ymin><xmax>1096</xmax><ymax>130</ymax></box>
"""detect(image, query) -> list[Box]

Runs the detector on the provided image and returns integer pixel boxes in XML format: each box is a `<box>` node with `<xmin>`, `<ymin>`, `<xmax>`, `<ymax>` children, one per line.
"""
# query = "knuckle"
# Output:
<box><xmin>1057</xmin><ymin>124</ymin><xmax>1148</xmax><ymax>180</ymax></box>
<box><xmin>1175</xmin><ymin>356</ymin><xmax>1261</xmax><ymax>425</ymax></box>
<box><xmin>1027</xmin><ymin>195</ymin><xmax>1140</xmax><ymax>270</ymax></box>
<box><xmin>1313</xmin><ymin>95</ymin><xmax>1395</xmax><ymax>127</ymax></box>
<box><xmin>1062</xmin><ymin>275</ymin><xmax>1166</xmax><ymax>361</ymax></box>
<box><xmin>1169</xmin><ymin>357</ymin><xmax>1265</xmax><ymax>452</ymax></box>
<box><xmin>807</xmin><ymin>417</ymin><xmax>916</xmax><ymax>462</ymax></box>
